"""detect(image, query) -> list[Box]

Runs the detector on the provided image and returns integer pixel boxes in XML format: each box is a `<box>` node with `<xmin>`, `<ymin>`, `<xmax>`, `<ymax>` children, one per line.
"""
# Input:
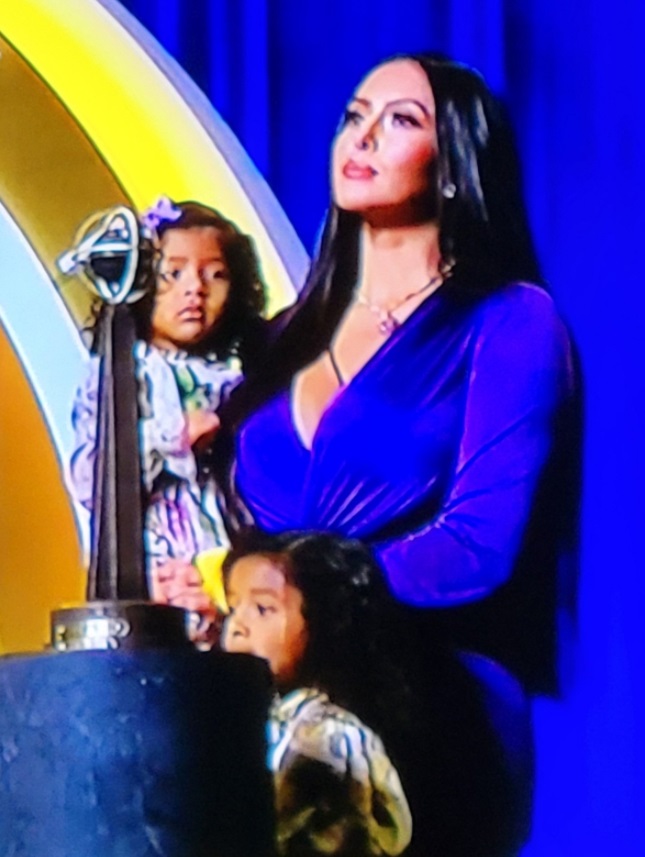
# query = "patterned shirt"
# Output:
<box><xmin>70</xmin><ymin>342</ymin><xmax>241</xmax><ymax>568</ymax></box>
<box><xmin>268</xmin><ymin>688</ymin><xmax>412</xmax><ymax>856</ymax></box>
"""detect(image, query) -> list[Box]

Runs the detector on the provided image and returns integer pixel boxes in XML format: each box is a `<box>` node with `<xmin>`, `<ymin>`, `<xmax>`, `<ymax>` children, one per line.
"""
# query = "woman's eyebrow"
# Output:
<box><xmin>348</xmin><ymin>96</ymin><xmax>431</xmax><ymax>117</ymax></box>
<box><xmin>386</xmin><ymin>98</ymin><xmax>431</xmax><ymax>117</ymax></box>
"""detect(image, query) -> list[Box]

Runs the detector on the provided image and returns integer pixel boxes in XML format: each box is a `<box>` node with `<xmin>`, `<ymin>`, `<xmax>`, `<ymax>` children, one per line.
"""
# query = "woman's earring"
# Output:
<box><xmin>440</xmin><ymin>256</ymin><xmax>456</xmax><ymax>279</ymax></box>
<box><xmin>441</xmin><ymin>182</ymin><xmax>457</xmax><ymax>199</ymax></box>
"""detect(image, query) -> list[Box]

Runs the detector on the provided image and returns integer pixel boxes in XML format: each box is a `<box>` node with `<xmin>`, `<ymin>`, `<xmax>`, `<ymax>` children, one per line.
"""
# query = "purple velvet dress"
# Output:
<box><xmin>235</xmin><ymin>282</ymin><xmax>580</xmax><ymax>692</ymax></box>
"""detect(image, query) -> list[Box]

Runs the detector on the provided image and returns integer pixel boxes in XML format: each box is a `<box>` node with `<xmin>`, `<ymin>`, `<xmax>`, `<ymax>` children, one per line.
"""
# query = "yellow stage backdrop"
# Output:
<box><xmin>0</xmin><ymin>0</ymin><xmax>307</xmax><ymax>652</ymax></box>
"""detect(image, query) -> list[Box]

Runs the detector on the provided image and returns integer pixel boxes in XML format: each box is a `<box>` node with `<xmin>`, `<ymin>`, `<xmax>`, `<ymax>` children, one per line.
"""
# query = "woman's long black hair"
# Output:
<box><xmin>223</xmin><ymin>53</ymin><xmax>541</xmax><ymax>423</ymax></box>
<box><xmin>223</xmin><ymin>530</ymin><xmax>525</xmax><ymax>857</ymax></box>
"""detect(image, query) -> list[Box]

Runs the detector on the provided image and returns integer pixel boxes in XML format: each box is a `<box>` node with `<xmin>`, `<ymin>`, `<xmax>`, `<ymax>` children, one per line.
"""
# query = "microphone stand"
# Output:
<box><xmin>52</xmin><ymin>205</ymin><xmax>189</xmax><ymax>650</ymax></box>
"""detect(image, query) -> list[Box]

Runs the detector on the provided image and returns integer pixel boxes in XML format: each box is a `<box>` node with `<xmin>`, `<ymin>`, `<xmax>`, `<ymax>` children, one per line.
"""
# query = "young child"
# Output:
<box><xmin>69</xmin><ymin>199</ymin><xmax>267</xmax><ymax>628</ymax></box>
<box><xmin>221</xmin><ymin>530</ymin><xmax>413</xmax><ymax>857</ymax></box>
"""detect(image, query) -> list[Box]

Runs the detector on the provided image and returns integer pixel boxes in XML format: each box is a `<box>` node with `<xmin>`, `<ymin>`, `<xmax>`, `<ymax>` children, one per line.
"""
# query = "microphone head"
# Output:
<box><xmin>58</xmin><ymin>205</ymin><xmax>152</xmax><ymax>305</ymax></box>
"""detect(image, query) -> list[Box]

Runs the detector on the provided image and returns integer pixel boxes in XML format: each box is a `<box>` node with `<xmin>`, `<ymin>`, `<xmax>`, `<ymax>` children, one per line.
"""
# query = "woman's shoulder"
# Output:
<box><xmin>472</xmin><ymin>281</ymin><xmax>572</xmax><ymax>356</ymax></box>
<box><xmin>479</xmin><ymin>281</ymin><xmax>563</xmax><ymax>327</ymax></box>
<box><xmin>479</xmin><ymin>280</ymin><xmax>562</xmax><ymax>321</ymax></box>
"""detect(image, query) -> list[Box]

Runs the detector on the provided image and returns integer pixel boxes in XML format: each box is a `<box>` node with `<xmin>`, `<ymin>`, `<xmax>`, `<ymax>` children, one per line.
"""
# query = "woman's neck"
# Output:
<box><xmin>358</xmin><ymin>220</ymin><xmax>442</xmax><ymax>304</ymax></box>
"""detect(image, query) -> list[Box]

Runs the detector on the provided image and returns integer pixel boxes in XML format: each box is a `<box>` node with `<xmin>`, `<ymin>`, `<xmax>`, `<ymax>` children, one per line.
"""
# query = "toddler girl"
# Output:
<box><xmin>70</xmin><ymin>199</ymin><xmax>266</xmax><ymax>627</ymax></box>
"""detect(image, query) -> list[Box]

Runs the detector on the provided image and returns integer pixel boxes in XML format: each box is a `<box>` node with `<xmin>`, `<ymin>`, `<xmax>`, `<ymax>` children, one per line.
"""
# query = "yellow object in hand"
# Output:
<box><xmin>194</xmin><ymin>547</ymin><xmax>229</xmax><ymax>613</ymax></box>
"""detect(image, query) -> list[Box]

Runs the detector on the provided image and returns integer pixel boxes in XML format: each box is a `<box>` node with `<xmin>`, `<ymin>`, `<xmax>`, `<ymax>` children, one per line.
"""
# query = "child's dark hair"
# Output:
<box><xmin>133</xmin><ymin>201</ymin><xmax>266</xmax><ymax>362</ymax></box>
<box><xmin>223</xmin><ymin>528</ymin><xmax>523</xmax><ymax>857</ymax></box>
<box><xmin>223</xmin><ymin>529</ymin><xmax>406</xmax><ymax>706</ymax></box>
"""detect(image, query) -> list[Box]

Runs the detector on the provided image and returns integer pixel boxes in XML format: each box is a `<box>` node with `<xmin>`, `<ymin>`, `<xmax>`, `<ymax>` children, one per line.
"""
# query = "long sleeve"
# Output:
<box><xmin>135</xmin><ymin>345</ymin><xmax>196</xmax><ymax>491</ymax></box>
<box><xmin>269</xmin><ymin>690</ymin><xmax>412</xmax><ymax>857</ymax></box>
<box><xmin>68</xmin><ymin>347</ymin><xmax>196</xmax><ymax>509</ymax></box>
<box><xmin>69</xmin><ymin>355</ymin><xmax>100</xmax><ymax>510</ymax></box>
<box><xmin>376</xmin><ymin>286</ymin><xmax>575</xmax><ymax>607</ymax></box>
<box><xmin>69</xmin><ymin>344</ymin><xmax>234</xmax><ymax>569</ymax></box>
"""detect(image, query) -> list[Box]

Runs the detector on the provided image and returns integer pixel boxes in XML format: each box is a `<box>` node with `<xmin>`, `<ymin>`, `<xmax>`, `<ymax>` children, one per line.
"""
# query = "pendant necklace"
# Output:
<box><xmin>356</xmin><ymin>273</ymin><xmax>443</xmax><ymax>335</ymax></box>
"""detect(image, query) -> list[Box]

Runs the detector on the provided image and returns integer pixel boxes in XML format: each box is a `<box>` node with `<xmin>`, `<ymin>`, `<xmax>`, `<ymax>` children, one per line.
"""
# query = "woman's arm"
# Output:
<box><xmin>376</xmin><ymin>287</ymin><xmax>577</xmax><ymax>606</ymax></box>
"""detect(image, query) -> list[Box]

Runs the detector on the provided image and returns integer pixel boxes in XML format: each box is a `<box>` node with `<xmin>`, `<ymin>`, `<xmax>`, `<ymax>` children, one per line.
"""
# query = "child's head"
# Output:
<box><xmin>135</xmin><ymin>200</ymin><xmax>265</xmax><ymax>355</ymax></box>
<box><xmin>222</xmin><ymin>549</ymin><xmax>308</xmax><ymax>686</ymax></box>
<box><xmin>221</xmin><ymin>530</ymin><xmax>394</xmax><ymax>694</ymax></box>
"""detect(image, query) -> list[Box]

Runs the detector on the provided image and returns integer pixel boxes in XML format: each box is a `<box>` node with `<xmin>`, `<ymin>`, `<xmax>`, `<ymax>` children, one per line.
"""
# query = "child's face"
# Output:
<box><xmin>150</xmin><ymin>226</ymin><xmax>230</xmax><ymax>350</ymax></box>
<box><xmin>222</xmin><ymin>555</ymin><xmax>308</xmax><ymax>687</ymax></box>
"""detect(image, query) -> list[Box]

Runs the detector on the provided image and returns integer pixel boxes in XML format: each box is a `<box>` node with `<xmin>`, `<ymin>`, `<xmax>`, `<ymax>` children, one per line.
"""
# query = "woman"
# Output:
<box><xmin>220</xmin><ymin>54</ymin><xmax>581</xmax><ymax>695</ymax></box>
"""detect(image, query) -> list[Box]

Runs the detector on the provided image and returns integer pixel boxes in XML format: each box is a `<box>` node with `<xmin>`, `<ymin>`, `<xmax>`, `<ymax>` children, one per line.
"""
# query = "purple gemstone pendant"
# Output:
<box><xmin>378</xmin><ymin>313</ymin><xmax>399</xmax><ymax>335</ymax></box>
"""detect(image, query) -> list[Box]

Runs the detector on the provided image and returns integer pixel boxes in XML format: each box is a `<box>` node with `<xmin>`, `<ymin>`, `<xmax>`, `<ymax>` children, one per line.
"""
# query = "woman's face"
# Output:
<box><xmin>332</xmin><ymin>59</ymin><xmax>438</xmax><ymax>225</ymax></box>
<box><xmin>150</xmin><ymin>226</ymin><xmax>231</xmax><ymax>350</ymax></box>
<box><xmin>222</xmin><ymin>555</ymin><xmax>308</xmax><ymax>687</ymax></box>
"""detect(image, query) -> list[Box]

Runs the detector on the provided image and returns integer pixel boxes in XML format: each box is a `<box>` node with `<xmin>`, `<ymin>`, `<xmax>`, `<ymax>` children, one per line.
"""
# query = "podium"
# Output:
<box><xmin>0</xmin><ymin>648</ymin><xmax>274</xmax><ymax>857</ymax></box>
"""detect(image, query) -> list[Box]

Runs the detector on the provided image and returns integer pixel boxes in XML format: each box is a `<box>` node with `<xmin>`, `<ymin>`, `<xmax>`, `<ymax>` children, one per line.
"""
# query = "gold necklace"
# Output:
<box><xmin>355</xmin><ymin>274</ymin><xmax>443</xmax><ymax>335</ymax></box>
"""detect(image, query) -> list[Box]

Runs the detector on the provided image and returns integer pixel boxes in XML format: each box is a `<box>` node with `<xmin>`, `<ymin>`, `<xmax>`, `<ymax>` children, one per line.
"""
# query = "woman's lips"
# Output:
<box><xmin>342</xmin><ymin>159</ymin><xmax>376</xmax><ymax>179</ymax></box>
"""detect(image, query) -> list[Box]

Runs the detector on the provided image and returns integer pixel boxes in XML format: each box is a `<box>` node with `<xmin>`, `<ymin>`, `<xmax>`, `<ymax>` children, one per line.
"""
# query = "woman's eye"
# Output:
<box><xmin>342</xmin><ymin>108</ymin><xmax>363</xmax><ymax>126</ymax></box>
<box><xmin>257</xmin><ymin>603</ymin><xmax>274</xmax><ymax>617</ymax></box>
<box><xmin>391</xmin><ymin>112</ymin><xmax>421</xmax><ymax>128</ymax></box>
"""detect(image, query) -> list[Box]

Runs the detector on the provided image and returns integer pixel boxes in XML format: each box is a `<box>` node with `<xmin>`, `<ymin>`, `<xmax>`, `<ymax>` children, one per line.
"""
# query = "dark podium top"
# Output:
<box><xmin>0</xmin><ymin>648</ymin><xmax>274</xmax><ymax>857</ymax></box>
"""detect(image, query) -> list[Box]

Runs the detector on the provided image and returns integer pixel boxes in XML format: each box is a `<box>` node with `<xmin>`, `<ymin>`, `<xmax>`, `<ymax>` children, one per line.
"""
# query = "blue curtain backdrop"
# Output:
<box><xmin>121</xmin><ymin>1</ymin><xmax>645</xmax><ymax>853</ymax></box>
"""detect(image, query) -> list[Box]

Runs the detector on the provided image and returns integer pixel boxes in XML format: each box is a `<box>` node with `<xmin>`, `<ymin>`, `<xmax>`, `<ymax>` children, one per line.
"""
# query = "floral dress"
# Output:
<box><xmin>70</xmin><ymin>342</ymin><xmax>241</xmax><ymax>570</ymax></box>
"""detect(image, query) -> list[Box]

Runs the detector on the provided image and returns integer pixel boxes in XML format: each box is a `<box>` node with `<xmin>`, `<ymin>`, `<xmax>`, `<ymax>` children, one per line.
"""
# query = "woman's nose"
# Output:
<box><xmin>355</xmin><ymin>118</ymin><xmax>379</xmax><ymax>151</ymax></box>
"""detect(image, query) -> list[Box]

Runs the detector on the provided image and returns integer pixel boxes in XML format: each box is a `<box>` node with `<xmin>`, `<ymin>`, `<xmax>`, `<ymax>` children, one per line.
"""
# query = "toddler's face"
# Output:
<box><xmin>150</xmin><ymin>226</ymin><xmax>230</xmax><ymax>349</ymax></box>
<box><xmin>222</xmin><ymin>555</ymin><xmax>308</xmax><ymax>687</ymax></box>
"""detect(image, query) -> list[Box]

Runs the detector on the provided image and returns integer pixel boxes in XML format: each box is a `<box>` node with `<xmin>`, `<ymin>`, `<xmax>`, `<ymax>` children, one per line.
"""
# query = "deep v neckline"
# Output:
<box><xmin>289</xmin><ymin>368</ymin><xmax>347</xmax><ymax>453</ymax></box>
<box><xmin>289</xmin><ymin>285</ymin><xmax>445</xmax><ymax>452</ymax></box>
